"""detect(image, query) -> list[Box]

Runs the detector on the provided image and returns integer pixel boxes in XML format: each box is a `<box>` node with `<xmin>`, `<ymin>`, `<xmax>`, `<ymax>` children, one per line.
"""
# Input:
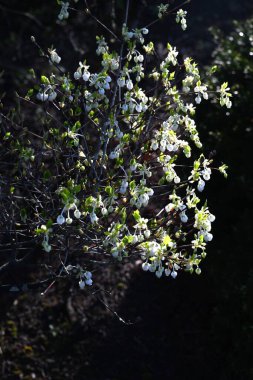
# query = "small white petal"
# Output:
<box><xmin>74</xmin><ymin>209</ymin><xmax>81</xmax><ymax>219</ymax></box>
<box><xmin>57</xmin><ymin>214</ymin><xmax>65</xmax><ymax>225</ymax></box>
<box><xmin>79</xmin><ymin>280</ymin><xmax>85</xmax><ymax>289</ymax></box>
<box><xmin>74</xmin><ymin>71</ymin><xmax>81</xmax><ymax>80</ymax></box>
<box><xmin>85</xmin><ymin>278</ymin><xmax>93</xmax><ymax>286</ymax></box>
<box><xmin>142</xmin><ymin>262</ymin><xmax>150</xmax><ymax>271</ymax></box>
<box><xmin>171</xmin><ymin>270</ymin><xmax>178</xmax><ymax>279</ymax></box>
<box><xmin>83</xmin><ymin>72</ymin><xmax>90</xmax><ymax>81</ymax></box>
<box><xmin>165</xmin><ymin>268</ymin><xmax>171</xmax><ymax>276</ymax></box>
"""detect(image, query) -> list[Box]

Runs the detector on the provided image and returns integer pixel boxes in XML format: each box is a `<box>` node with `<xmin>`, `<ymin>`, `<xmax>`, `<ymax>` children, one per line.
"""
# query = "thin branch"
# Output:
<box><xmin>94</xmin><ymin>293</ymin><xmax>134</xmax><ymax>325</ymax></box>
<box><xmin>69</xmin><ymin>0</ymin><xmax>121</xmax><ymax>42</ymax></box>
<box><xmin>142</xmin><ymin>0</ymin><xmax>191</xmax><ymax>29</ymax></box>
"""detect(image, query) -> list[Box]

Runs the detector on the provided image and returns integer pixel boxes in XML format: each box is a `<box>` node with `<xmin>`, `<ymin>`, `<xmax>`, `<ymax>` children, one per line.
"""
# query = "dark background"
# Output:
<box><xmin>0</xmin><ymin>1</ymin><xmax>253</xmax><ymax>379</ymax></box>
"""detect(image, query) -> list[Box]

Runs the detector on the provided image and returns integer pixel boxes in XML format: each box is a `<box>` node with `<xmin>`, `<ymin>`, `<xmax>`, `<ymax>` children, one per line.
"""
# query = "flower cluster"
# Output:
<box><xmin>219</xmin><ymin>82</ymin><xmax>232</xmax><ymax>108</ymax></box>
<box><xmin>58</xmin><ymin>2</ymin><xmax>69</xmax><ymax>20</ymax></box>
<box><xmin>158</xmin><ymin>3</ymin><xmax>169</xmax><ymax>19</ymax></box>
<box><xmin>49</xmin><ymin>48</ymin><xmax>61</xmax><ymax>64</ymax></box>
<box><xmin>176</xmin><ymin>9</ymin><xmax>187</xmax><ymax>31</ymax></box>
<box><xmin>79</xmin><ymin>271</ymin><xmax>93</xmax><ymax>289</ymax></box>
<box><xmin>19</xmin><ymin>2</ymin><xmax>230</xmax><ymax>289</ymax></box>
<box><xmin>37</xmin><ymin>86</ymin><xmax>57</xmax><ymax>102</ymax></box>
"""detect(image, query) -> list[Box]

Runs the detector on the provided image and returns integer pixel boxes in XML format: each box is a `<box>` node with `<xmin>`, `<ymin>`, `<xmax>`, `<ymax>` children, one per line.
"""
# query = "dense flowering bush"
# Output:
<box><xmin>207</xmin><ymin>17</ymin><xmax>253</xmax><ymax>131</ymax></box>
<box><xmin>0</xmin><ymin>1</ymin><xmax>230</xmax><ymax>291</ymax></box>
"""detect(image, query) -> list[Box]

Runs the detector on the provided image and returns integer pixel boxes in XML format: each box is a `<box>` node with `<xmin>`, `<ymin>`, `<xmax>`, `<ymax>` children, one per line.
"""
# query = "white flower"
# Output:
<box><xmin>108</xmin><ymin>205</ymin><xmax>114</xmax><ymax>213</ymax></box>
<box><xmin>197</xmin><ymin>179</ymin><xmax>205</xmax><ymax>192</ymax></box>
<box><xmin>79</xmin><ymin>280</ymin><xmax>85</xmax><ymax>289</ymax></box>
<box><xmin>85</xmin><ymin>271</ymin><xmax>92</xmax><ymax>280</ymax></box>
<box><xmin>42</xmin><ymin>240</ymin><xmax>51</xmax><ymax>253</ymax></box>
<box><xmin>126</xmin><ymin>80</ymin><xmax>133</xmax><ymax>90</ymax></box>
<box><xmin>202</xmin><ymin>168</ymin><xmax>211</xmax><ymax>181</ymax></box>
<box><xmin>117</xmin><ymin>77</ymin><xmax>125</xmax><ymax>87</ymax></box>
<box><xmin>109</xmin><ymin>151</ymin><xmax>119</xmax><ymax>159</ymax></box>
<box><xmin>219</xmin><ymin>82</ymin><xmax>232</xmax><ymax>108</ymax></box>
<box><xmin>90</xmin><ymin>211</ymin><xmax>98</xmax><ymax>224</ymax></box>
<box><xmin>149</xmin><ymin>264</ymin><xmax>157</xmax><ymax>272</ymax></box>
<box><xmin>84</xmin><ymin>271</ymin><xmax>93</xmax><ymax>286</ymax></box>
<box><xmin>151</xmin><ymin>140</ymin><xmax>159</xmax><ymax>150</ymax></box>
<box><xmin>138</xmin><ymin>193</ymin><xmax>149</xmax><ymax>207</ymax></box>
<box><xmin>176</xmin><ymin>9</ymin><xmax>187</xmax><ymax>31</ymax></box>
<box><xmin>116</xmin><ymin>129</ymin><xmax>123</xmax><ymax>139</ymax></box>
<box><xmin>208</xmin><ymin>213</ymin><xmax>216</xmax><ymax>222</ymax></box>
<box><xmin>85</xmin><ymin>278</ymin><xmax>93</xmax><ymax>286</ymax></box>
<box><xmin>181</xmin><ymin>19</ymin><xmax>187</xmax><ymax>31</ymax></box>
<box><xmin>180</xmin><ymin>211</ymin><xmax>188</xmax><ymax>223</ymax></box>
<box><xmin>149</xmin><ymin>242</ymin><xmax>160</xmax><ymax>255</ymax></box>
<box><xmin>165</xmin><ymin>203</ymin><xmax>174</xmax><ymax>213</ymax></box>
<box><xmin>142</xmin><ymin>262</ymin><xmax>150</xmax><ymax>271</ymax></box>
<box><xmin>101</xmin><ymin>207</ymin><xmax>108</xmax><ymax>216</ymax></box>
<box><xmin>165</xmin><ymin>268</ymin><xmax>171</xmax><ymax>276</ymax></box>
<box><xmin>48</xmin><ymin>91</ymin><xmax>57</xmax><ymax>101</ymax></box>
<box><xmin>158</xmin><ymin>3</ymin><xmax>169</xmax><ymax>19</ymax></box>
<box><xmin>50</xmin><ymin>49</ymin><xmax>61</xmax><ymax>64</ymax></box>
<box><xmin>74</xmin><ymin>71</ymin><xmax>81</xmax><ymax>80</ymax></box>
<box><xmin>130</xmin><ymin>163</ymin><xmax>137</xmax><ymax>171</ymax></box>
<box><xmin>174</xmin><ymin>264</ymin><xmax>180</xmax><ymax>271</ymax></box>
<box><xmin>142</xmin><ymin>28</ymin><xmax>149</xmax><ymax>35</ymax></box>
<box><xmin>66</xmin><ymin>217</ymin><xmax>73</xmax><ymax>224</ymax></box>
<box><xmin>135</xmin><ymin>104</ymin><xmax>142</xmax><ymax>113</ymax></box>
<box><xmin>44</xmin><ymin>244</ymin><xmax>52</xmax><ymax>253</ymax></box>
<box><xmin>37</xmin><ymin>92</ymin><xmax>48</xmax><ymax>102</ymax></box>
<box><xmin>171</xmin><ymin>270</ymin><xmax>178</xmax><ymax>279</ymax></box>
<box><xmin>74</xmin><ymin>209</ymin><xmax>81</xmax><ymax>219</ymax></box>
<box><xmin>127</xmin><ymin>32</ymin><xmax>134</xmax><ymax>39</ymax></box>
<box><xmin>111</xmin><ymin>59</ymin><xmax>119</xmax><ymax>70</ymax></box>
<box><xmin>144</xmin><ymin>230</ymin><xmax>151</xmax><ymax>239</ymax></box>
<box><xmin>168</xmin><ymin>144</ymin><xmax>174</xmax><ymax>152</ymax></box>
<box><xmin>83</xmin><ymin>71</ymin><xmax>91</xmax><ymax>81</ymax></box>
<box><xmin>204</xmin><ymin>232</ymin><xmax>213</xmax><ymax>242</ymax></box>
<box><xmin>226</xmin><ymin>99</ymin><xmax>232</xmax><ymax>108</ymax></box>
<box><xmin>155</xmin><ymin>268</ymin><xmax>164</xmax><ymax>278</ymax></box>
<box><xmin>122</xmin><ymin>103</ymin><xmax>128</xmax><ymax>111</ymax></box>
<box><xmin>111</xmin><ymin>247</ymin><xmax>119</xmax><ymax>258</ymax></box>
<box><xmin>58</xmin><ymin>2</ymin><xmax>69</xmax><ymax>20</ymax></box>
<box><xmin>57</xmin><ymin>214</ymin><xmax>65</xmax><ymax>225</ymax></box>
<box><xmin>195</xmin><ymin>94</ymin><xmax>202</xmax><ymax>104</ymax></box>
<box><xmin>119</xmin><ymin>180</ymin><xmax>128</xmax><ymax>194</ymax></box>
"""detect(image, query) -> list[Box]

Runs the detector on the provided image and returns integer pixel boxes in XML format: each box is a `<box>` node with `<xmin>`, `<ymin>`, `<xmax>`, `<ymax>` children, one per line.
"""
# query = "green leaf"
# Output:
<box><xmin>41</xmin><ymin>75</ymin><xmax>50</xmax><ymax>85</ymax></box>
<box><xmin>133</xmin><ymin>209</ymin><xmax>141</xmax><ymax>222</ymax></box>
<box><xmin>163</xmin><ymin>235</ymin><xmax>171</xmax><ymax>246</ymax></box>
<box><xmin>60</xmin><ymin>188</ymin><xmax>70</xmax><ymax>202</ymax></box>
<box><xmin>46</xmin><ymin>219</ymin><xmax>53</xmax><ymax>228</ymax></box>
<box><xmin>105</xmin><ymin>186</ymin><xmax>113</xmax><ymax>196</ymax></box>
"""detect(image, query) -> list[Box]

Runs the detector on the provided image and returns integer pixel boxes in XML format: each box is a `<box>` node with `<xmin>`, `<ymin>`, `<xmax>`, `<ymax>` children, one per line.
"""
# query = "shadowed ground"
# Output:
<box><xmin>0</xmin><ymin>0</ymin><xmax>253</xmax><ymax>379</ymax></box>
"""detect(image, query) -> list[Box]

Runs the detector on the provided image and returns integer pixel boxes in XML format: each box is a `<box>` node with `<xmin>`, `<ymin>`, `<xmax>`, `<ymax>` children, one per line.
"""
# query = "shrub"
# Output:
<box><xmin>0</xmin><ymin>1</ymin><xmax>230</xmax><ymax>292</ymax></box>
